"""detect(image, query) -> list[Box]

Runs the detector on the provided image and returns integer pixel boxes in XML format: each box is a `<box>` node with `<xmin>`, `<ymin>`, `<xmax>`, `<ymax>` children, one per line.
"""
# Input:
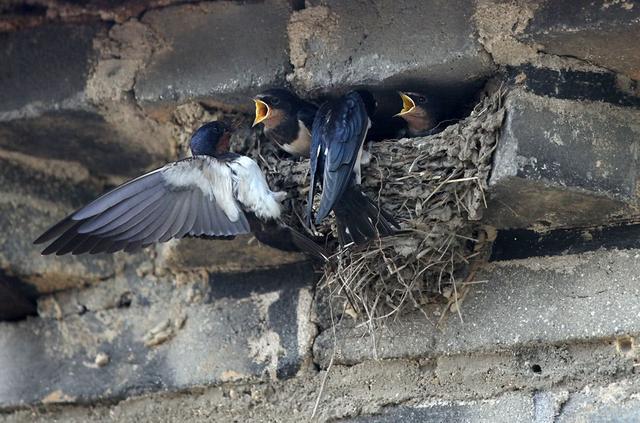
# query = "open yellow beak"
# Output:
<box><xmin>395</xmin><ymin>92</ymin><xmax>415</xmax><ymax>117</ymax></box>
<box><xmin>252</xmin><ymin>99</ymin><xmax>271</xmax><ymax>127</ymax></box>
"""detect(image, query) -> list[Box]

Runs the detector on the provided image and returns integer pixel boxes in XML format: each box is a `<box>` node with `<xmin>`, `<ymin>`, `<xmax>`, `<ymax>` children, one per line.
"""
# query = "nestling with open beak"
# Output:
<box><xmin>35</xmin><ymin>121</ymin><xmax>326</xmax><ymax>259</ymax></box>
<box><xmin>307</xmin><ymin>90</ymin><xmax>398</xmax><ymax>246</ymax></box>
<box><xmin>395</xmin><ymin>91</ymin><xmax>438</xmax><ymax>137</ymax></box>
<box><xmin>252</xmin><ymin>88</ymin><xmax>318</xmax><ymax>157</ymax></box>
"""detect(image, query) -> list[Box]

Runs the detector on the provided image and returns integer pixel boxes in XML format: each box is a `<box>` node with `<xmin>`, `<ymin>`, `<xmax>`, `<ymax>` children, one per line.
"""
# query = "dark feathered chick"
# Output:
<box><xmin>252</xmin><ymin>88</ymin><xmax>318</xmax><ymax>157</ymax></box>
<box><xmin>395</xmin><ymin>91</ymin><xmax>439</xmax><ymax>137</ymax></box>
<box><xmin>35</xmin><ymin>122</ymin><xmax>327</xmax><ymax>260</ymax></box>
<box><xmin>307</xmin><ymin>90</ymin><xmax>398</xmax><ymax>246</ymax></box>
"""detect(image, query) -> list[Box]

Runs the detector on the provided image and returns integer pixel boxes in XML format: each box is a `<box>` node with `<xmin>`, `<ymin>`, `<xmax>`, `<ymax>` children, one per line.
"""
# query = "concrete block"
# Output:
<box><xmin>135</xmin><ymin>0</ymin><xmax>291</xmax><ymax>116</ymax></box>
<box><xmin>520</xmin><ymin>0</ymin><xmax>640</xmax><ymax>81</ymax></box>
<box><xmin>314</xmin><ymin>248</ymin><xmax>640</xmax><ymax>366</ymax></box>
<box><xmin>0</xmin><ymin>23</ymin><xmax>102</xmax><ymax>115</ymax></box>
<box><xmin>484</xmin><ymin>88</ymin><xmax>640</xmax><ymax>230</ymax></box>
<box><xmin>0</xmin><ymin>22</ymin><xmax>171</xmax><ymax>179</ymax></box>
<box><xmin>288</xmin><ymin>0</ymin><xmax>495</xmax><ymax>94</ymax></box>
<box><xmin>0</xmin><ymin>263</ymin><xmax>317</xmax><ymax>408</ymax></box>
<box><xmin>346</xmin><ymin>394</ymin><xmax>533</xmax><ymax>423</ymax></box>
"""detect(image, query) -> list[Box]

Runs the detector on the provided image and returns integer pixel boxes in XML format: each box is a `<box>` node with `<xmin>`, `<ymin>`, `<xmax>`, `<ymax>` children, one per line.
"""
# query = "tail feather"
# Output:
<box><xmin>333</xmin><ymin>186</ymin><xmax>398</xmax><ymax>246</ymax></box>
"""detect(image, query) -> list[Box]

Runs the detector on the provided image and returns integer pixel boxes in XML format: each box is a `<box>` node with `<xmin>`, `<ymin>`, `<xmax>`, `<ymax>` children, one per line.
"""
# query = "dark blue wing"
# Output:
<box><xmin>313</xmin><ymin>92</ymin><xmax>370</xmax><ymax>223</ymax></box>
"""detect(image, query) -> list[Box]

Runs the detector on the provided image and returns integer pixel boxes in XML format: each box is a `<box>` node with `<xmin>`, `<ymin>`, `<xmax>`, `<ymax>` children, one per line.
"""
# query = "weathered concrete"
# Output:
<box><xmin>520</xmin><ymin>0</ymin><xmax>640</xmax><ymax>81</ymax></box>
<box><xmin>347</xmin><ymin>394</ymin><xmax>534</xmax><ymax>423</ymax></box>
<box><xmin>288</xmin><ymin>0</ymin><xmax>495</xmax><ymax>95</ymax></box>
<box><xmin>135</xmin><ymin>0</ymin><xmax>291</xmax><ymax>116</ymax></box>
<box><xmin>485</xmin><ymin>88</ymin><xmax>640</xmax><ymax>230</ymax></box>
<box><xmin>314</xmin><ymin>248</ymin><xmax>640</xmax><ymax>366</ymax></box>
<box><xmin>0</xmin><ymin>23</ymin><xmax>102</xmax><ymax>115</ymax></box>
<box><xmin>0</xmin><ymin>21</ymin><xmax>172</xmax><ymax>179</ymax></box>
<box><xmin>0</xmin><ymin>263</ymin><xmax>317</xmax><ymax>408</ymax></box>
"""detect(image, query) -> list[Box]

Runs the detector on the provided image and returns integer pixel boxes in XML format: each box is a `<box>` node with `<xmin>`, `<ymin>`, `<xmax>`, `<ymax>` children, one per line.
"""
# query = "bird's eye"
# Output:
<box><xmin>419</xmin><ymin>96</ymin><xmax>427</xmax><ymax>103</ymax></box>
<box><xmin>271</xmin><ymin>97</ymin><xmax>280</xmax><ymax>106</ymax></box>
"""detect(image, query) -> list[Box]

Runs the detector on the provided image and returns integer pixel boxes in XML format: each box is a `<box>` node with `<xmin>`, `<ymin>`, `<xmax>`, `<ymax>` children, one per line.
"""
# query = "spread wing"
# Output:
<box><xmin>312</xmin><ymin>92</ymin><xmax>370</xmax><ymax>223</ymax></box>
<box><xmin>34</xmin><ymin>156</ymin><xmax>260</xmax><ymax>255</ymax></box>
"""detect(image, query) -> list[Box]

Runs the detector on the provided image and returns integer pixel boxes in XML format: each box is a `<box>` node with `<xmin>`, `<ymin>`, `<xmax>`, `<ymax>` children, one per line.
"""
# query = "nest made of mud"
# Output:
<box><xmin>260</xmin><ymin>89</ymin><xmax>505</xmax><ymax>322</ymax></box>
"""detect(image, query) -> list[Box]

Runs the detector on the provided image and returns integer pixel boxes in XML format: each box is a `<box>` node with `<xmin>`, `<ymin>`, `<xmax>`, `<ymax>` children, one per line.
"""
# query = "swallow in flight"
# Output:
<box><xmin>35</xmin><ymin>121</ymin><xmax>325</xmax><ymax>258</ymax></box>
<box><xmin>307</xmin><ymin>90</ymin><xmax>398</xmax><ymax>246</ymax></box>
<box><xmin>252</xmin><ymin>88</ymin><xmax>318</xmax><ymax>157</ymax></box>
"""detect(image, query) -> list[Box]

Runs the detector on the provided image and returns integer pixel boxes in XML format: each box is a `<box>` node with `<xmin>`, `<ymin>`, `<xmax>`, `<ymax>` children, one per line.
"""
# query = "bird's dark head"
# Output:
<box><xmin>189</xmin><ymin>121</ymin><xmax>231</xmax><ymax>157</ymax></box>
<box><xmin>253</xmin><ymin>88</ymin><xmax>301</xmax><ymax>129</ymax></box>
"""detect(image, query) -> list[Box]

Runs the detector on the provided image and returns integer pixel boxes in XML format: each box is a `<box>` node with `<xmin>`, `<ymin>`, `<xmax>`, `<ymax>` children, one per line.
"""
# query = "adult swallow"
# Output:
<box><xmin>307</xmin><ymin>90</ymin><xmax>398</xmax><ymax>246</ymax></box>
<box><xmin>252</xmin><ymin>88</ymin><xmax>318</xmax><ymax>157</ymax></box>
<box><xmin>395</xmin><ymin>91</ymin><xmax>439</xmax><ymax>137</ymax></box>
<box><xmin>35</xmin><ymin>121</ymin><xmax>326</xmax><ymax>259</ymax></box>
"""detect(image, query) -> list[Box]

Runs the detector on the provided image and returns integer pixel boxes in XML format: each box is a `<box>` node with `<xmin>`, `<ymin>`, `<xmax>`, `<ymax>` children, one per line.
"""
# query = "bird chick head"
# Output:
<box><xmin>252</xmin><ymin>89</ymin><xmax>300</xmax><ymax>128</ymax></box>
<box><xmin>395</xmin><ymin>92</ymin><xmax>429</xmax><ymax>118</ymax></box>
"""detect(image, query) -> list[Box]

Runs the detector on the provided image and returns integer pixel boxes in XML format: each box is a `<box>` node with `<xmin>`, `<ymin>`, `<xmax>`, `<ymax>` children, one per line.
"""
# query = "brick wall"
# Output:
<box><xmin>1</xmin><ymin>1</ymin><xmax>640</xmax><ymax>421</ymax></box>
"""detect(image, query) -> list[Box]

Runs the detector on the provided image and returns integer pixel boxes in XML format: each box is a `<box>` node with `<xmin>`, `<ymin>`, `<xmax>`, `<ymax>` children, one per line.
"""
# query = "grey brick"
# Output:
<box><xmin>289</xmin><ymin>0</ymin><xmax>495</xmax><ymax>94</ymax></box>
<box><xmin>346</xmin><ymin>393</ymin><xmax>533</xmax><ymax>423</ymax></box>
<box><xmin>520</xmin><ymin>0</ymin><xmax>640</xmax><ymax>81</ymax></box>
<box><xmin>314</xmin><ymin>248</ymin><xmax>640</xmax><ymax>366</ymax></box>
<box><xmin>0</xmin><ymin>262</ymin><xmax>317</xmax><ymax>408</ymax></box>
<box><xmin>0</xmin><ymin>23</ymin><xmax>102</xmax><ymax>115</ymax></box>
<box><xmin>485</xmin><ymin>88</ymin><xmax>640</xmax><ymax>230</ymax></box>
<box><xmin>135</xmin><ymin>0</ymin><xmax>291</xmax><ymax>114</ymax></box>
<box><xmin>0</xmin><ymin>23</ymin><xmax>171</xmax><ymax>179</ymax></box>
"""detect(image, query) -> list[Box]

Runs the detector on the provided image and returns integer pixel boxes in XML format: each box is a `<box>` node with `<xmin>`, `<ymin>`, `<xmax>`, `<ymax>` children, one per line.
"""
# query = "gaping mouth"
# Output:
<box><xmin>252</xmin><ymin>99</ymin><xmax>271</xmax><ymax>127</ymax></box>
<box><xmin>395</xmin><ymin>92</ymin><xmax>416</xmax><ymax>116</ymax></box>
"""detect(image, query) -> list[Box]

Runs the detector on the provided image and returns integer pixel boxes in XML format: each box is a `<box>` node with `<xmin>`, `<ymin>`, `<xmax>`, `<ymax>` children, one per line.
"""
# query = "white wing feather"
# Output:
<box><xmin>228</xmin><ymin>156</ymin><xmax>284</xmax><ymax>220</ymax></box>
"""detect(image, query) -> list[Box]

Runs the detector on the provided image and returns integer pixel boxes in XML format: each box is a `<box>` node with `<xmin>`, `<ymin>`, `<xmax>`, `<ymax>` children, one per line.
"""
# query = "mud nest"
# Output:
<box><xmin>252</xmin><ymin>88</ymin><xmax>506</xmax><ymax>321</ymax></box>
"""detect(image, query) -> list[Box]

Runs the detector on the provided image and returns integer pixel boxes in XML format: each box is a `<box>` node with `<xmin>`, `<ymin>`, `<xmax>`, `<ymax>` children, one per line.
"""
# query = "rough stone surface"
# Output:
<box><xmin>520</xmin><ymin>0</ymin><xmax>640</xmax><ymax>80</ymax></box>
<box><xmin>485</xmin><ymin>88</ymin><xmax>640</xmax><ymax>230</ymax></box>
<box><xmin>347</xmin><ymin>394</ymin><xmax>534</xmax><ymax>423</ymax></box>
<box><xmin>556</xmin><ymin>379</ymin><xmax>640</xmax><ymax>423</ymax></box>
<box><xmin>0</xmin><ymin>263</ymin><xmax>317</xmax><ymax>408</ymax></box>
<box><xmin>0</xmin><ymin>22</ymin><xmax>103</xmax><ymax>116</ymax></box>
<box><xmin>135</xmin><ymin>0</ymin><xmax>291</xmax><ymax>115</ymax></box>
<box><xmin>314</xmin><ymin>248</ymin><xmax>640</xmax><ymax>366</ymax></box>
<box><xmin>288</xmin><ymin>0</ymin><xmax>495</xmax><ymax>95</ymax></box>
